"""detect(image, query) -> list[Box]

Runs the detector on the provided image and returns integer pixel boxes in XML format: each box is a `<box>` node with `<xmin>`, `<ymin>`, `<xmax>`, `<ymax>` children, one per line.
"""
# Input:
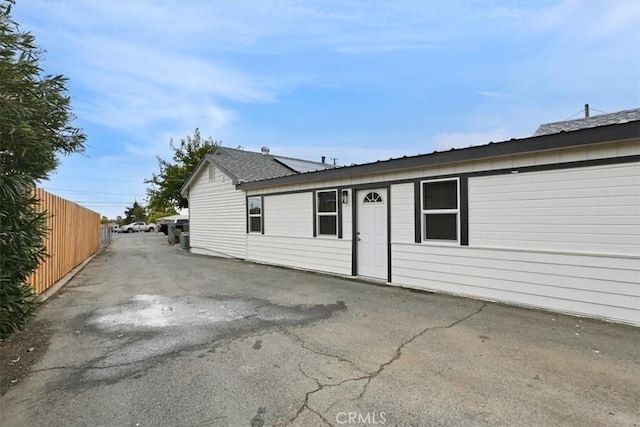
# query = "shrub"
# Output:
<box><xmin>0</xmin><ymin>0</ymin><xmax>85</xmax><ymax>336</ymax></box>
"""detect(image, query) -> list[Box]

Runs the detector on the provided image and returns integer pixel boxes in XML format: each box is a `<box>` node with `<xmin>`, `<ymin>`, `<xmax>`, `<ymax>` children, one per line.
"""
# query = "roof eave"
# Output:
<box><xmin>238</xmin><ymin>121</ymin><xmax>640</xmax><ymax>191</ymax></box>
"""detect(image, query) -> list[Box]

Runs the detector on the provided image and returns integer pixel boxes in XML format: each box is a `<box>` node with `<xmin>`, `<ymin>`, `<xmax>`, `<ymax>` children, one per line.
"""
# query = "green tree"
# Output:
<box><xmin>146</xmin><ymin>206</ymin><xmax>177</xmax><ymax>224</ymax></box>
<box><xmin>0</xmin><ymin>0</ymin><xmax>86</xmax><ymax>337</ymax></box>
<box><xmin>123</xmin><ymin>201</ymin><xmax>147</xmax><ymax>223</ymax></box>
<box><xmin>146</xmin><ymin>128</ymin><xmax>218</xmax><ymax>211</ymax></box>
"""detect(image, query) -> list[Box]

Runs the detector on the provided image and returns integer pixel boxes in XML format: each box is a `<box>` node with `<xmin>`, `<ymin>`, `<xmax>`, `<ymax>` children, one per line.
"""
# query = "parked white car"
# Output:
<box><xmin>120</xmin><ymin>221</ymin><xmax>156</xmax><ymax>233</ymax></box>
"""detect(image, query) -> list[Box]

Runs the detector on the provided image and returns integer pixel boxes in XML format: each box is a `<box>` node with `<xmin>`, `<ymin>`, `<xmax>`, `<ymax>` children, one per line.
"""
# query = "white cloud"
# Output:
<box><xmin>14</xmin><ymin>0</ymin><xmax>639</xmax><ymax>218</ymax></box>
<box><xmin>245</xmin><ymin>143</ymin><xmax>409</xmax><ymax>167</ymax></box>
<box><xmin>16</xmin><ymin>2</ymin><xmax>276</xmax><ymax>144</ymax></box>
<box><xmin>432</xmin><ymin>128</ymin><xmax>510</xmax><ymax>152</ymax></box>
<box><xmin>532</xmin><ymin>0</ymin><xmax>640</xmax><ymax>36</ymax></box>
<box><xmin>476</xmin><ymin>91</ymin><xmax>509</xmax><ymax>99</ymax></box>
<box><xmin>59</xmin><ymin>32</ymin><xmax>269</xmax><ymax>133</ymax></box>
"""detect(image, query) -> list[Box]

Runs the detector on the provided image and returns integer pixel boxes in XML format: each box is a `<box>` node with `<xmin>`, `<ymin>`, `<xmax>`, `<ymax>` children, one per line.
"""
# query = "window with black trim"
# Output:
<box><xmin>248</xmin><ymin>197</ymin><xmax>262</xmax><ymax>233</ymax></box>
<box><xmin>316</xmin><ymin>190</ymin><xmax>337</xmax><ymax>236</ymax></box>
<box><xmin>421</xmin><ymin>178</ymin><xmax>459</xmax><ymax>242</ymax></box>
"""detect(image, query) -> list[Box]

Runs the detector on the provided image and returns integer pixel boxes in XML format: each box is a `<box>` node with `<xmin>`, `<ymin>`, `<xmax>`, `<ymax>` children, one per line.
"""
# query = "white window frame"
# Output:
<box><xmin>421</xmin><ymin>177</ymin><xmax>460</xmax><ymax>244</ymax></box>
<box><xmin>247</xmin><ymin>196</ymin><xmax>262</xmax><ymax>233</ymax></box>
<box><xmin>316</xmin><ymin>190</ymin><xmax>338</xmax><ymax>237</ymax></box>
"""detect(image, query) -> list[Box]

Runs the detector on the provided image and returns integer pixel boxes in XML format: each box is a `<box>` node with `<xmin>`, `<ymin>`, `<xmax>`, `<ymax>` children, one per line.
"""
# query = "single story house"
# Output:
<box><xmin>181</xmin><ymin>110</ymin><xmax>640</xmax><ymax>325</ymax></box>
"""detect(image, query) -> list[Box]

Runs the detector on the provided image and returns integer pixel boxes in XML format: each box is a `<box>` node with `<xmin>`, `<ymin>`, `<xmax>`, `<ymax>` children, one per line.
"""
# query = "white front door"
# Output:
<box><xmin>357</xmin><ymin>189</ymin><xmax>388</xmax><ymax>280</ymax></box>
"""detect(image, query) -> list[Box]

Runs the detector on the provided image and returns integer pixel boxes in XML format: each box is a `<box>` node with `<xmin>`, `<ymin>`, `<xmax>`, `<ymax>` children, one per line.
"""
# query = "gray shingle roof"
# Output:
<box><xmin>206</xmin><ymin>147</ymin><xmax>297</xmax><ymax>183</ymax></box>
<box><xmin>180</xmin><ymin>146</ymin><xmax>336</xmax><ymax>194</ymax></box>
<box><xmin>533</xmin><ymin>108</ymin><xmax>640</xmax><ymax>137</ymax></box>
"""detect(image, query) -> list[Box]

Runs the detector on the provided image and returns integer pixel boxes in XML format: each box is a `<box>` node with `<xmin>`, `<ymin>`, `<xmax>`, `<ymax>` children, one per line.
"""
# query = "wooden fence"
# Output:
<box><xmin>27</xmin><ymin>188</ymin><xmax>102</xmax><ymax>294</ymax></box>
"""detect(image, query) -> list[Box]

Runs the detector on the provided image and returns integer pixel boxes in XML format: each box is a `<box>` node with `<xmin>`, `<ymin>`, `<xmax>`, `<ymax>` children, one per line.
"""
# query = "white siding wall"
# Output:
<box><xmin>247</xmin><ymin>191</ymin><xmax>352</xmax><ymax>275</ymax></box>
<box><xmin>391</xmin><ymin>183</ymin><xmax>414</xmax><ymax>243</ymax></box>
<box><xmin>342</xmin><ymin>189</ymin><xmax>353</xmax><ymax>239</ymax></box>
<box><xmin>189</xmin><ymin>166</ymin><xmax>247</xmax><ymax>258</ymax></box>
<box><xmin>469</xmin><ymin>163</ymin><xmax>640</xmax><ymax>255</ymax></box>
<box><xmin>264</xmin><ymin>193</ymin><xmax>312</xmax><ymax>237</ymax></box>
<box><xmin>248</xmin><ymin>235</ymin><xmax>352</xmax><ymax>275</ymax></box>
<box><xmin>391</xmin><ymin>244</ymin><xmax>640</xmax><ymax>325</ymax></box>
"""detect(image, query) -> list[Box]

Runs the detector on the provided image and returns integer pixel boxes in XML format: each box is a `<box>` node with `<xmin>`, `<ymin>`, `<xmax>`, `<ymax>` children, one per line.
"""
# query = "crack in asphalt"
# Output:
<box><xmin>295</xmin><ymin>362</ymin><xmax>333</xmax><ymax>426</ymax></box>
<box><xmin>353</xmin><ymin>302</ymin><xmax>488</xmax><ymax>400</ymax></box>
<box><xmin>30</xmin><ymin>358</ymin><xmax>152</xmax><ymax>373</ymax></box>
<box><xmin>286</xmin><ymin>362</ymin><xmax>332</xmax><ymax>427</ymax></box>
<box><xmin>285</xmin><ymin>302</ymin><xmax>487</xmax><ymax>426</ymax></box>
<box><xmin>283</xmin><ymin>339</ymin><xmax>349</xmax><ymax>427</ymax></box>
<box><xmin>297</xmin><ymin>360</ymin><xmax>322</xmax><ymax>389</ymax></box>
<box><xmin>279</xmin><ymin>327</ymin><xmax>368</xmax><ymax>377</ymax></box>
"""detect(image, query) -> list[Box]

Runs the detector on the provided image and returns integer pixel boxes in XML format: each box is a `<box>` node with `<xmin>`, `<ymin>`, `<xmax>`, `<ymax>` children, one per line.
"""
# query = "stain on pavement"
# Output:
<box><xmin>250</xmin><ymin>407</ymin><xmax>267</xmax><ymax>427</ymax></box>
<box><xmin>75</xmin><ymin>294</ymin><xmax>346</xmax><ymax>384</ymax></box>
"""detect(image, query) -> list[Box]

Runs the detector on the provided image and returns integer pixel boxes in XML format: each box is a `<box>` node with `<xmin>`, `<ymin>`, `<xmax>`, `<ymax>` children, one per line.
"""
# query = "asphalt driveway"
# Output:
<box><xmin>1</xmin><ymin>233</ymin><xmax>639</xmax><ymax>426</ymax></box>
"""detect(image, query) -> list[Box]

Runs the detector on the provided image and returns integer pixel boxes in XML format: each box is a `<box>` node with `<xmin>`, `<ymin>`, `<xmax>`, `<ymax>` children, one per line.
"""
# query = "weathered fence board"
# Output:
<box><xmin>26</xmin><ymin>188</ymin><xmax>101</xmax><ymax>294</ymax></box>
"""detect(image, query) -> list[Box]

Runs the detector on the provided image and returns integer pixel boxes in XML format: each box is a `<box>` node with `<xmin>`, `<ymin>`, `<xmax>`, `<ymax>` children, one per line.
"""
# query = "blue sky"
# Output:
<box><xmin>12</xmin><ymin>0</ymin><xmax>640</xmax><ymax>219</ymax></box>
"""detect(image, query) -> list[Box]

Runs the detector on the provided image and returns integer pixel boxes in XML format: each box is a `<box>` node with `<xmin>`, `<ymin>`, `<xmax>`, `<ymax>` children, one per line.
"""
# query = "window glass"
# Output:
<box><xmin>317</xmin><ymin>191</ymin><xmax>337</xmax><ymax>212</ymax></box>
<box><xmin>248</xmin><ymin>197</ymin><xmax>262</xmax><ymax>215</ymax></box>
<box><xmin>423</xmin><ymin>180</ymin><xmax>457</xmax><ymax>210</ymax></box>
<box><xmin>425</xmin><ymin>214</ymin><xmax>457</xmax><ymax>240</ymax></box>
<box><xmin>363</xmin><ymin>192</ymin><xmax>383</xmax><ymax>203</ymax></box>
<box><xmin>318</xmin><ymin>215</ymin><xmax>337</xmax><ymax>235</ymax></box>
<box><xmin>249</xmin><ymin>217</ymin><xmax>261</xmax><ymax>233</ymax></box>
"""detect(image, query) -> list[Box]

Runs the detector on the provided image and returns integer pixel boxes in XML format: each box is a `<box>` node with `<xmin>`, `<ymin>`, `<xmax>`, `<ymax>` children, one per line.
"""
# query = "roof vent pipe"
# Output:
<box><xmin>261</xmin><ymin>146</ymin><xmax>270</xmax><ymax>155</ymax></box>
<box><xmin>321</xmin><ymin>156</ymin><xmax>326</xmax><ymax>164</ymax></box>
<box><xmin>584</xmin><ymin>103</ymin><xmax>590</xmax><ymax>118</ymax></box>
